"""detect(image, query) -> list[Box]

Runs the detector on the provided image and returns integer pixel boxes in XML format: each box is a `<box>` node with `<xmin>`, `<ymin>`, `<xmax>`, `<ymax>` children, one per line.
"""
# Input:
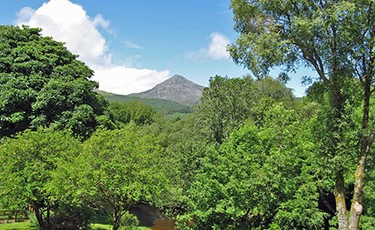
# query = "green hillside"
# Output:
<box><xmin>99</xmin><ymin>91</ymin><xmax>193</xmax><ymax>114</ymax></box>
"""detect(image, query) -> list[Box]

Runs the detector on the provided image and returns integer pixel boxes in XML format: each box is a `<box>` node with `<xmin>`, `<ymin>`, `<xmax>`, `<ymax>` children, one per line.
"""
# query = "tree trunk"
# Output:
<box><xmin>329</xmin><ymin>77</ymin><xmax>349</xmax><ymax>230</ymax></box>
<box><xmin>112</xmin><ymin>206</ymin><xmax>122</xmax><ymax>230</ymax></box>
<box><xmin>335</xmin><ymin>170</ymin><xmax>348</xmax><ymax>230</ymax></box>
<box><xmin>34</xmin><ymin>208</ymin><xmax>46</xmax><ymax>230</ymax></box>
<box><xmin>46</xmin><ymin>207</ymin><xmax>51</xmax><ymax>230</ymax></box>
<box><xmin>348</xmin><ymin>77</ymin><xmax>372</xmax><ymax>229</ymax></box>
<box><xmin>348</xmin><ymin>154</ymin><xmax>366</xmax><ymax>230</ymax></box>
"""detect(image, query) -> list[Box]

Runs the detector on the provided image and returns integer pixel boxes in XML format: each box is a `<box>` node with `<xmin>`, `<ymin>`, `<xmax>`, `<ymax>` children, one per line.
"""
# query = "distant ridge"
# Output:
<box><xmin>128</xmin><ymin>75</ymin><xmax>204</xmax><ymax>106</ymax></box>
<box><xmin>97</xmin><ymin>90</ymin><xmax>192</xmax><ymax>114</ymax></box>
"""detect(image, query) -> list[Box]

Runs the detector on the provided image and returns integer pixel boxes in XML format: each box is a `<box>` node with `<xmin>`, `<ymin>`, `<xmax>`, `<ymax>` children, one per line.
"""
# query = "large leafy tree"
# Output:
<box><xmin>194</xmin><ymin>75</ymin><xmax>295</xmax><ymax>144</ymax></box>
<box><xmin>72</xmin><ymin>125</ymin><xmax>172</xmax><ymax>230</ymax></box>
<box><xmin>0</xmin><ymin>25</ymin><xmax>108</xmax><ymax>138</ymax></box>
<box><xmin>184</xmin><ymin>105</ymin><xmax>325</xmax><ymax>229</ymax></box>
<box><xmin>306</xmin><ymin>81</ymin><xmax>375</xmax><ymax>228</ymax></box>
<box><xmin>109</xmin><ymin>101</ymin><xmax>157</xmax><ymax>127</ymax></box>
<box><xmin>0</xmin><ymin>129</ymin><xmax>82</xmax><ymax>230</ymax></box>
<box><xmin>229</xmin><ymin>1</ymin><xmax>375</xmax><ymax>228</ymax></box>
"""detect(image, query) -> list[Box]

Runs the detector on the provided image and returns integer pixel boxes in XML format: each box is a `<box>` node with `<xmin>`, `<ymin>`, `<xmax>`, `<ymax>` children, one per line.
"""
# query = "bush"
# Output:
<box><xmin>119</xmin><ymin>212</ymin><xmax>140</xmax><ymax>230</ymax></box>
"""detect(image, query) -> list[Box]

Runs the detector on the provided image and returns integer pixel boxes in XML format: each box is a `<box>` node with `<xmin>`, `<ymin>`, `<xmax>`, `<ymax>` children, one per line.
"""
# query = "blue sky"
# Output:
<box><xmin>0</xmin><ymin>0</ymin><xmax>310</xmax><ymax>96</ymax></box>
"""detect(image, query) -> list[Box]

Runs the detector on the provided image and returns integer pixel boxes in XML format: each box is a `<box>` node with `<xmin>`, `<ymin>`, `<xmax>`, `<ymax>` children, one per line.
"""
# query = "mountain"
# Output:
<box><xmin>128</xmin><ymin>75</ymin><xmax>204</xmax><ymax>106</ymax></box>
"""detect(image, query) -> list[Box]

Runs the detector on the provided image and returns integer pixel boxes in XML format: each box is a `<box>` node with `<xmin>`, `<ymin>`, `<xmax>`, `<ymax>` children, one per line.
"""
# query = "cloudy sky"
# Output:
<box><xmin>0</xmin><ymin>0</ymin><xmax>308</xmax><ymax>96</ymax></box>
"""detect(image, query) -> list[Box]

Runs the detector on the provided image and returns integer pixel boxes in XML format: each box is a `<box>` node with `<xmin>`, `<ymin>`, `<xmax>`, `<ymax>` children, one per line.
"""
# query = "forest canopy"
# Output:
<box><xmin>1</xmin><ymin>1</ymin><xmax>375</xmax><ymax>228</ymax></box>
<box><xmin>0</xmin><ymin>25</ymin><xmax>110</xmax><ymax>139</ymax></box>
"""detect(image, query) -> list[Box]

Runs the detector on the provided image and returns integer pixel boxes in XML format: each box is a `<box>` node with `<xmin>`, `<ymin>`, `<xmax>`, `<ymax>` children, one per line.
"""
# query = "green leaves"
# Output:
<box><xmin>0</xmin><ymin>129</ymin><xmax>81</xmax><ymax>228</ymax></box>
<box><xmin>58</xmin><ymin>125</ymin><xmax>173</xmax><ymax>228</ymax></box>
<box><xmin>0</xmin><ymin>25</ymin><xmax>108</xmax><ymax>138</ymax></box>
<box><xmin>109</xmin><ymin>101</ymin><xmax>157</xmax><ymax>126</ymax></box>
<box><xmin>185</xmin><ymin>104</ymin><xmax>325</xmax><ymax>229</ymax></box>
<box><xmin>229</xmin><ymin>1</ymin><xmax>375</xmax><ymax>228</ymax></box>
<box><xmin>193</xmin><ymin>75</ymin><xmax>294</xmax><ymax>144</ymax></box>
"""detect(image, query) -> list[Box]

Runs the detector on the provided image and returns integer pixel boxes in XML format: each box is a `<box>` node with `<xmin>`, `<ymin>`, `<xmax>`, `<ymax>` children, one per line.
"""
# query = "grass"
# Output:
<box><xmin>0</xmin><ymin>222</ymin><xmax>37</xmax><ymax>230</ymax></box>
<box><xmin>90</xmin><ymin>223</ymin><xmax>112</xmax><ymax>230</ymax></box>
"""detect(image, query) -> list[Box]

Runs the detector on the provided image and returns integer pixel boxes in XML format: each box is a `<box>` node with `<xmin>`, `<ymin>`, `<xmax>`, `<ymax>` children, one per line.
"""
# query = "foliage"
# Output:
<box><xmin>193</xmin><ymin>75</ymin><xmax>295</xmax><ymax>144</ymax></box>
<box><xmin>183</xmin><ymin>105</ymin><xmax>325</xmax><ymax>229</ymax></box>
<box><xmin>229</xmin><ymin>0</ymin><xmax>373</xmax><ymax>81</ymax></box>
<box><xmin>306</xmin><ymin>79</ymin><xmax>375</xmax><ymax>226</ymax></box>
<box><xmin>0</xmin><ymin>25</ymin><xmax>110</xmax><ymax>139</ymax></box>
<box><xmin>2</xmin><ymin>10</ymin><xmax>375</xmax><ymax>229</ymax></box>
<box><xmin>71</xmin><ymin>125</ymin><xmax>172</xmax><ymax>230</ymax></box>
<box><xmin>108</xmin><ymin>101</ymin><xmax>157</xmax><ymax>126</ymax></box>
<box><xmin>0</xmin><ymin>129</ymin><xmax>85</xmax><ymax>229</ymax></box>
<box><xmin>229</xmin><ymin>0</ymin><xmax>375</xmax><ymax>228</ymax></box>
<box><xmin>101</xmin><ymin>92</ymin><xmax>192</xmax><ymax>114</ymax></box>
<box><xmin>311</xmin><ymin>83</ymin><xmax>362</xmax><ymax>168</ymax></box>
<box><xmin>119</xmin><ymin>211</ymin><xmax>140</xmax><ymax>229</ymax></box>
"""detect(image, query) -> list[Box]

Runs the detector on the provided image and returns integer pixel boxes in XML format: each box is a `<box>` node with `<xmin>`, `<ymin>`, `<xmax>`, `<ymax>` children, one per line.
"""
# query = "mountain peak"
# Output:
<box><xmin>170</xmin><ymin>74</ymin><xmax>186</xmax><ymax>80</ymax></box>
<box><xmin>128</xmin><ymin>75</ymin><xmax>204</xmax><ymax>106</ymax></box>
<box><xmin>171</xmin><ymin>74</ymin><xmax>185</xmax><ymax>79</ymax></box>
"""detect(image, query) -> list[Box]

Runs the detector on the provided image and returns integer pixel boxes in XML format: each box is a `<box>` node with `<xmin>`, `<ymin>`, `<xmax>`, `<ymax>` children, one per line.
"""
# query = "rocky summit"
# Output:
<box><xmin>128</xmin><ymin>75</ymin><xmax>204</xmax><ymax>106</ymax></box>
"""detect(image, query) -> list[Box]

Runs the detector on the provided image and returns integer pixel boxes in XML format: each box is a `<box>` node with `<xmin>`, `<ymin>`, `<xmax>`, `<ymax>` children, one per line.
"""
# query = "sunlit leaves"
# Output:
<box><xmin>0</xmin><ymin>25</ymin><xmax>107</xmax><ymax>138</ymax></box>
<box><xmin>0</xmin><ymin>129</ymin><xmax>81</xmax><ymax>228</ymax></box>
<box><xmin>193</xmin><ymin>75</ymin><xmax>294</xmax><ymax>144</ymax></box>
<box><xmin>61</xmin><ymin>125</ymin><xmax>172</xmax><ymax>229</ymax></box>
<box><xmin>185</xmin><ymin>104</ymin><xmax>325</xmax><ymax>229</ymax></box>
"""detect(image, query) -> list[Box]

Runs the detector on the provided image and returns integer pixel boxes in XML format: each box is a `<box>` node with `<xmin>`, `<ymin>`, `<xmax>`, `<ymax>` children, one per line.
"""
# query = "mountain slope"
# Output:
<box><xmin>128</xmin><ymin>75</ymin><xmax>204</xmax><ymax>106</ymax></box>
<box><xmin>98</xmin><ymin>91</ymin><xmax>192</xmax><ymax>114</ymax></box>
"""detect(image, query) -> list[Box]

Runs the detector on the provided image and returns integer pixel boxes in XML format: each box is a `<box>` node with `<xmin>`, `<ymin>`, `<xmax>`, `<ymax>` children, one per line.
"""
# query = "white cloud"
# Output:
<box><xmin>188</xmin><ymin>32</ymin><xmax>230</xmax><ymax>60</ymax></box>
<box><xmin>207</xmin><ymin>33</ymin><xmax>231</xmax><ymax>59</ymax></box>
<box><xmin>124</xmin><ymin>41</ymin><xmax>142</xmax><ymax>49</ymax></box>
<box><xmin>16</xmin><ymin>0</ymin><xmax>169</xmax><ymax>95</ymax></box>
<box><xmin>17</xmin><ymin>0</ymin><xmax>108</xmax><ymax>66</ymax></box>
<box><xmin>16</xmin><ymin>7</ymin><xmax>35</xmax><ymax>23</ymax></box>
<box><xmin>93</xmin><ymin>66</ymin><xmax>169</xmax><ymax>94</ymax></box>
<box><xmin>93</xmin><ymin>14</ymin><xmax>110</xmax><ymax>30</ymax></box>
<box><xmin>122</xmin><ymin>55</ymin><xmax>142</xmax><ymax>67</ymax></box>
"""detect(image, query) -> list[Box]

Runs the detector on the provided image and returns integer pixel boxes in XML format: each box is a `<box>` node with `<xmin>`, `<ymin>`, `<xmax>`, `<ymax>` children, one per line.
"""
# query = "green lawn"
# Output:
<box><xmin>0</xmin><ymin>222</ymin><xmax>37</xmax><ymax>230</ymax></box>
<box><xmin>90</xmin><ymin>223</ymin><xmax>112</xmax><ymax>230</ymax></box>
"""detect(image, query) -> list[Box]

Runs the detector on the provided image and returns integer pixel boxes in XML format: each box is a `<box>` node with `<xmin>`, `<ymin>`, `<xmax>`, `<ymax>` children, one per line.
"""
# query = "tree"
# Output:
<box><xmin>0</xmin><ymin>129</ymin><xmax>82</xmax><ymax>229</ymax></box>
<box><xmin>194</xmin><ymin>75</ymin><xmax>295</xmax><ymax>144</ymax></box>
<box><xmin>0</xmin><ymin>25</ymin><xmax>109</xmax><ymax>139</ymax></box>
<box><xmin>307</xmin><ymin>80</ymin><xmax>375</xmax><ymax>228</ymax></box>
<box><xmin>74</xmin><ymin>125</ymin><xmax>171</xmax><ymax>230</ymax></box>
<box><xmin>229</xmin><ymin>1</ymin><xmax>375</xmax><ymax>228</ymax></box>
<box><xmin>184</xmin><ymin>104</ymin><xmax>325</xmax><ymax>229</ymax></box>
<box><xmin>109</xmin><ymin>101</ymin><xmax>157</xmax><ymax>127</ymax></box>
